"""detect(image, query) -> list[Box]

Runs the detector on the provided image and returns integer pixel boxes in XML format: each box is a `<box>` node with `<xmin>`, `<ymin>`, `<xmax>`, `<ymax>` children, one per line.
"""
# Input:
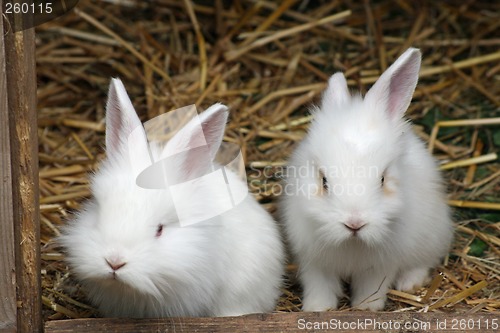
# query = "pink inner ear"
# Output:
<box><xmin>388</xmin><ymin>69</ymin><xmax>416</xmax><ymax>118</ymax></box>
<box><xmin>200</xmin><ymin>110</ymin><xmax>229</xmax><ymax>160</ymax></box>
<box><xmin>105</xmin><ymin>94</ymin><xmax>124</xmax><ymax>153</ymax></box>
<box><xmin>160</xmin><ymin>103</ymin><xmax>229</xmax><ymax>181</ymax></box>
<box><xmin>105</xmin><ymin>79</ymin><xmax>143</xmax><ymax>156</ymax></box>
<box><xmin>366</xmin><ymin>48</ymin><xmax>421</xmax><ymax>120</ymax></box>
<box><xmin>181</xmin><ymin>104</ymin><xmax>228</xmax><ymax>175</ymax></box>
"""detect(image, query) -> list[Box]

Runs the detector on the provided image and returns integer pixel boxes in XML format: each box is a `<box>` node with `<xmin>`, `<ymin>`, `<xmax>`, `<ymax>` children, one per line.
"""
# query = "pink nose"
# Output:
<box><xmin>106</xmin><ymin>258</ymin><xmax>127</xmax><ymax>271</ymax></box>
<box><xmin>344</xmin><ymin>219</ymin><xmax>366</xmax><ymax>233</ymax></box>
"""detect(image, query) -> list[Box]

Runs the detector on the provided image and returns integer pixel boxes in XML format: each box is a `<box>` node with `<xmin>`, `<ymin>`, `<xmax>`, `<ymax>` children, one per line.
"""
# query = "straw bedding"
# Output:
<box><xmin>37</xmin><ymin>0</ymin><xmax>499</xmax><ymax>319</ymax></box>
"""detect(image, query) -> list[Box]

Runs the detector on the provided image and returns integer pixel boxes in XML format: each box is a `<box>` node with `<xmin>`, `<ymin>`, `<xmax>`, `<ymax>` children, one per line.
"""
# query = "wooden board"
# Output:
<box><xmin>0</xmin><ymin>0</ymin><xmax>42</xmax><ymax>331</ymax></box>
<box><xmin>45</xmin><ymin>312</ymin><xmax>499</xmax><ymax>333</ymax></box>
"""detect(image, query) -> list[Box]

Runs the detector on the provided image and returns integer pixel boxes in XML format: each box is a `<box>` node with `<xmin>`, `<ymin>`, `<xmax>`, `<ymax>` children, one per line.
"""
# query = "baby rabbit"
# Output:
<box><xmin>281</xmin><ymin>48</ymin><xmax>453</xmax><ymax>311</ymax></box>
<box><xmin>60</xmin><ymin>79</ymin><xmax>284</xmax><ymax>318</ymax></box>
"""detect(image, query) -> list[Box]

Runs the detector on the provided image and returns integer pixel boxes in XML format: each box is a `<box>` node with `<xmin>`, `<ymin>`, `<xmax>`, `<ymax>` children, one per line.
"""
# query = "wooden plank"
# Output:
<box><xmin>2</xmin><ymin>1</ymin><xmax>42</xmax><ymax>331</ymax></box>
<box><xmin>0</xmin><ymin>2</ymin><xmax>17</xmax><ymax>332</ymax></box>
<box><xmin>45</xmin><ymin>312</ymin><xmax>499</xmax><ymax>333</ymax></box>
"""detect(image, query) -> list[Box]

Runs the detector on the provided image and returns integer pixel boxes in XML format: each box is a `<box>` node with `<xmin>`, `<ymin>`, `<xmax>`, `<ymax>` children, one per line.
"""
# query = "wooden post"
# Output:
<box><xmin>0</xmin><ymin>3</ymin><xmax>17</xmax><ymax>332</ymax></box>
<box><xmin>0</xmin><ymin>1</ymin><xmax>42</xmax><ymax>332</ymax></box>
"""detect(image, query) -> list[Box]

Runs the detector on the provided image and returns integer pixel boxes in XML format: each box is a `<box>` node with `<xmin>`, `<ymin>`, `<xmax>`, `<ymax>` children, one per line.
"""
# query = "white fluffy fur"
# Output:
<box><xmin>281</xmin><ymin>48</ymin><xmax>453</xmax><ymax>311</ymax></box>
<box><xmin>59</xmin><ymin>79</ymin><xmax>284</xmax><ymax>318</ymax></box>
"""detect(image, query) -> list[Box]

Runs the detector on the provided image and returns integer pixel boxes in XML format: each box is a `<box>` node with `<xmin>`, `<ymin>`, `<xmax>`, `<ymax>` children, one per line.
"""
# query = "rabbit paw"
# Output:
<box><xmin>395</xmin><ymin>267</ymin><xmax>430</xmax><ymax>292</ymax></box>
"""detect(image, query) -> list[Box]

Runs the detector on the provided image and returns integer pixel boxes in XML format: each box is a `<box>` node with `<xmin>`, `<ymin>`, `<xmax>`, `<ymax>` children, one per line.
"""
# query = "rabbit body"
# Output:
<box><xmin>60</xmin><ymin>79</ymin><xmax>284</xmax><ymax>318</ymax></box>
<box><xmin>281</xmin><ymin>48</ymin><xmax>453</xmax><ymax>311</ymax></box>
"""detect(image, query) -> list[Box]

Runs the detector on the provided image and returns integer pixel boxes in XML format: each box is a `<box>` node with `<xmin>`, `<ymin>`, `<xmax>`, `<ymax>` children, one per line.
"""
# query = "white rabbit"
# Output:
<box><xmin>59</xmin><ymin>78</ymin><xmax>284</xmax><ymax>318</ymax></box>
<box><xmin>281</xmin><ymin>48</ymin><xmax>453</xmax><ymax>311</ymax></box>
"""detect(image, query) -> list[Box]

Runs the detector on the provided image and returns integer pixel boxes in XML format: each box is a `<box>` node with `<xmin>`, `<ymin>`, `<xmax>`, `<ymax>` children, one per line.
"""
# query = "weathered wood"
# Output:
<box><xmin>1</xmin><ymin>1</ymin><xmax>42</xmax><ymax>331</ymax></box>
<box><xmin>45</xmin><ymin>312</ymin><xmax>499</xmax><ymax>333</ymax></box>
<box><xmin>0</xmin><ymin>2</ymin><xmax>17</xmax><ymax>332</ymax></box>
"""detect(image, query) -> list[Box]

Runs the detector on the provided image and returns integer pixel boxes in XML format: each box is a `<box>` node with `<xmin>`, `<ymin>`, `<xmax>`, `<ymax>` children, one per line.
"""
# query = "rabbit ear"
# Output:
<box><xmin>105</xmin><ymin>78</ymin><xmax>148</xmax><ymax>159</ymax></box>
<box><xmin>365</xmin><ymin>48</ymin><xmax>421</xmax><ymax>120</ymax></box>
<box><xmin>193</xmin><ymin>103</ymin><xmax>229</xmax><ymax>161</ymax></box>
<box><xmin>162</xmin><ymin>103</ymin><xmax>229</xmax><ymax>178</ymax></box>
<box><xmin>323</xmin><ymin>72</ymin><xmax>350</xmax><ymax>107</ymax></box>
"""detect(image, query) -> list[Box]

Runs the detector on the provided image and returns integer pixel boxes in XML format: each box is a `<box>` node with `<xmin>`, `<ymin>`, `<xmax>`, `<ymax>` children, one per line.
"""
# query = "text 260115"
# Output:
<box><xmin>4</xmin><ymin>2</ymin><xmax>52</xmax><ymax>14</ymax></box>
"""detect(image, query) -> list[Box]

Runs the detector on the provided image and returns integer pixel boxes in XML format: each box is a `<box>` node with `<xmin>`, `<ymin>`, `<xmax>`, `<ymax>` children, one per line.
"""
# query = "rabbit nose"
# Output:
<box><xmin>344</xmin><ymin>219</ymin><xmax>366</xmax><ymax>233</ymax></box>
<box><xmin>106</xmin><ymin>258</ymin><xmax>127</xmax><ymax>271</ymax></box>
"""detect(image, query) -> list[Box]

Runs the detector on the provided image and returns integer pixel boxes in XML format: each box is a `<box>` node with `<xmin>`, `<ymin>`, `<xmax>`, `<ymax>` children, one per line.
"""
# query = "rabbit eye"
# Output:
<box><xmin>319</xmin><ymin>169</ymin><xmax>329</xmax><ymax>192</ymax></box>
<box><xmin>381</xmin><ymin>174</ymin><xmax>385</xmax><ymax>186</ymax></box>
<box><xmin>156</xmin><ymin>224</ymin><xmax>164</xmax><ymax>237</ymax></box>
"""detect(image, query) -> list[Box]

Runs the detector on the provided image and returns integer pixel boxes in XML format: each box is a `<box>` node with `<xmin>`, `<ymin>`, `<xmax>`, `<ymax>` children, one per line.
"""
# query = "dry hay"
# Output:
<box><xmin>37</xmin><ymin>0</ymin><xmax>499</xmax><ymax>320</ymax></box>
